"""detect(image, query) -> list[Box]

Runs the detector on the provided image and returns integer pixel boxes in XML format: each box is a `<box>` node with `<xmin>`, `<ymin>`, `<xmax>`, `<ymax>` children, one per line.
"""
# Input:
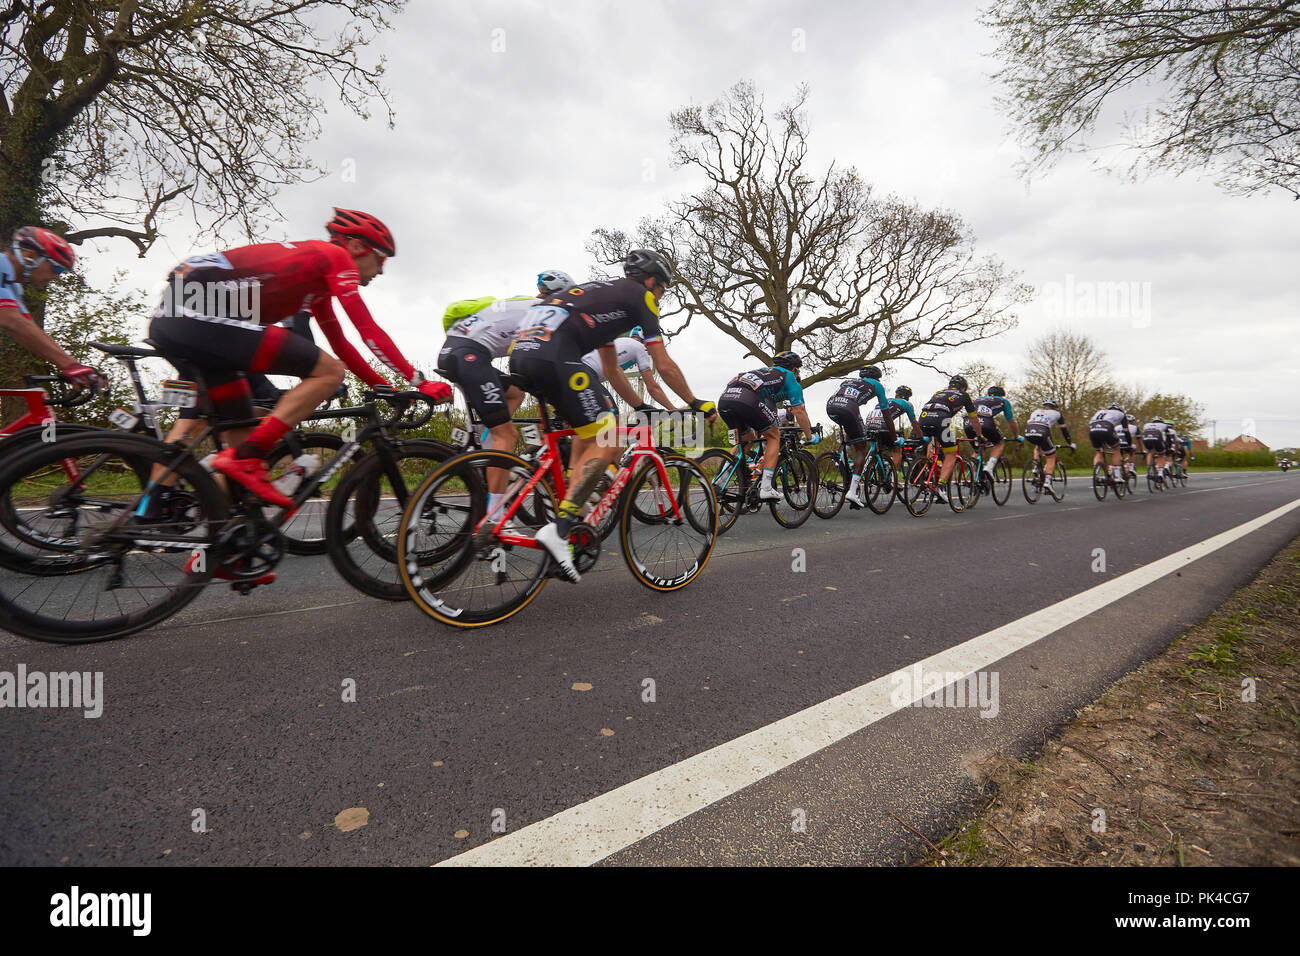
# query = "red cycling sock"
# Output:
<box><xmin>235</xmin><ymin>415</ymin><xmax>291</xmax><ymax>460</ymax></box>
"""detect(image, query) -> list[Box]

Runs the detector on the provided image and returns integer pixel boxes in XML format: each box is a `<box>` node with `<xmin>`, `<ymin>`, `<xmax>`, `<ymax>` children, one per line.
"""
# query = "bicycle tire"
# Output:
<box><xmin>0</xmin><ymin>432</ymin><xmax>224</xmax><ymax>643</ymax></box>
<box><xmin>769</xmin><ymin>449</ymin><xmax>817</xmax><ymax>529</ymax></box>
<box><xmin>694</xmin><ymin>448</ymin><xmax>741</xmax><ymax>534</ymax></box>
<box><xmin>865</xmin><ymin>455</ymin><xmax>896</xmax><ymax>515</ymax></box>
<box><xmin>620</xmin><ymin>454</ymin><xmax>716</xmax><ymax>591</ymax></box>
<box><xmin>1092</xmin><ymin>464</ymin><xmax>1108</xmax><ymax>501</ymax></box>
<box><xmin>948</xmin><ymin>458</ymin><xmax>970</xmax><ymax>513</ymax></box>
<box><xmin>324</xmin><ymin>440</ymin><xmax>459</xmax><ymax>601</ymax></box>
<box><xmin>1022</xmin><ymin>459</ymin><xmax>1043</xmax><ymax>504</ymax></box>
<box><xmin>266</xmin><ymin>431</ymin><xmax>345</xmax><ymax>555</ymax></box>
<box><xmin>991</xmin><ymin>459</ymin><xmax>1011</xmax><ymax>506</ymax></box>
<box><xmin>398</xmin><ymin>449</ymin><xmax>554</xmax><ymax>627</ymax></box>
<box><xmin>813</xmin><ymin>452</ymin><xmax>849</xmax><ymax>518</ymax></box>
<box><xmin>905</xmin><ymin>458</ymin><xmax>934</xmax><ymax>517</ymax></box>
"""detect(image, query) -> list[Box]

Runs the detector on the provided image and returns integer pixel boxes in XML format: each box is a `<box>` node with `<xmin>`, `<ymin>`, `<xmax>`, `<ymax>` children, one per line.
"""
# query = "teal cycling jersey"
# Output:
<box><xmin>827</xmin><ymin>377</ymin><xmax>888</xmax><ymax>411</ymax></box>
<box><xmin>727</xmin><ymin>366</ymin><xmax>804</xmax><ymax>406</ymax></box>
<box><xmin>974</xmin><ymin>395</ymin><xmax>1014</xmax><ymax>422</ymax></box>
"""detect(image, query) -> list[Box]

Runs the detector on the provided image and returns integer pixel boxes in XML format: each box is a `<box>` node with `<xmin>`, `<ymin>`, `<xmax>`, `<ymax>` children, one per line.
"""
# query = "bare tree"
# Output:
<box><xmin>1010</xmin><ymin>329</ymin><xmax>1114</xmax><ymax>425</ymax></box>
<box><xmin>588</xmin><ymin>82</ymin><xmax>1031</xmax><ymax>387</ymax></box>
<box><xmin>983</xmin><ymin>0</ymin><xmax>1300</xmax><ymax>198</ymax></box>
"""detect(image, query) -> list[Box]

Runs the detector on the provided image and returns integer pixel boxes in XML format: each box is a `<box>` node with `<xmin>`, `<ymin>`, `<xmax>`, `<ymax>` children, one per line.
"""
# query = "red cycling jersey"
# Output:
<box><xmin>172</xmin><ymin>240</ymin><xmax>414</xmax><ymax>388</ymax></box>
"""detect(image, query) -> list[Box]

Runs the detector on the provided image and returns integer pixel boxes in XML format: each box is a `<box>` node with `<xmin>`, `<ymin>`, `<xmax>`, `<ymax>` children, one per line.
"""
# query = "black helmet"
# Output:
<box><xmin>624</xmin><ymin>249</ymin><xmax>675</xmax><ymax>287</ymax></box>
<box><xmin>949</xmin><ymin>375</ymin><xmax>968</xmax><ymax>390</ymax></box>
<box><xmin>987</xmin><ymin>385</ymin><xmax>1005</xmax><ymax>397</ymax></box>
<box><xmin>859</xmin><ymin>365</ymin><xmax>882</xmax><ymax>380</ymax></box>
<box><xmin>772</xmin><ymin>351</ymin><xmax>802</xmax><ymax>371</ymax></box>
<box><xmin>895</xmin><ymin>385</ymin><xmax>913</xmax><ymax>400</ymax></box>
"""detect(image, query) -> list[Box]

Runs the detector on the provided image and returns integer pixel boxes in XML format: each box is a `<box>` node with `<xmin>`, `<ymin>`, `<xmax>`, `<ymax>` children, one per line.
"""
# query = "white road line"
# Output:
<box><xmin>437</xmin><ymin>493</ymin><xmax>1300</xmax><ymax>867</ymax></box>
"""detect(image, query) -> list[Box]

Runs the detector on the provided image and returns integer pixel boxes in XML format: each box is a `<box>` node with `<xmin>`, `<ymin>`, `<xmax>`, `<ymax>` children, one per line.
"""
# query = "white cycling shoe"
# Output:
<box><xmin>757</xmin><ymin>485</ymin><xmax>782</xmax><ymax>501</ymax></box>
<box><xmin>535</xmin><ymin>522</ymin><xmax>580</xmax><ymax>583</ymax></box>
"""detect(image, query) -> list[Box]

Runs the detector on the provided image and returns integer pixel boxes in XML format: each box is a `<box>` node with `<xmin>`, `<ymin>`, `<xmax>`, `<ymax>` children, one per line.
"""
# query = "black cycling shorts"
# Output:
<box><xmin>919</xmin><ymin>414</ymin><xmax>960</xmax><ymax>452</ymax></box>
<box><xmin>438</xmin><ymin>337</ymin><xmax>512</xmax><ymax>428</ymax></box>
<box><xmin>718</xmin><ymin>385</ymin><xmax>777</xmax><ymax>436</ymax></box>
<box><xmin>866</xmin><ymin>428</ymin><xmax>898</xmax><ymax>450</ymax></box>
<box><xmin>1142</xmin><ymin>436</ymin><xmax>1165</xmax><ymax>452</ymax></box>
<box><xmin>148</xmin><ymin>311</ymin><xmax>319</xmax><ymax>421</ymax></box>
<box><xmin>827</xmin><ymin>402</ymin><xmax>868</xmax><ymax>445</ymax></box>
<box><xmin>1089</xmin><ymin>423</ymin><xmax>1118</xmax><ymax>449</ymax></box>
<box><xmin>1025</xmin><ymin>430</ymin><xmax>1056</xmax><ymax>455</ymax></box>
<box><xmin>507</xmin><ymin>351</ymin><xmax>613</xmax><ymax>439</ymax></box>
<box><xmin>964</xmin><ymin>418</ymin><xmax>1004</xmax><ymax>445</ymax></box>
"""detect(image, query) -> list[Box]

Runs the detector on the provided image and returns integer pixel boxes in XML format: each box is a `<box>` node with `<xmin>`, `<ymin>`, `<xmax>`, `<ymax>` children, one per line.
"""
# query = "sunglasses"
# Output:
<box><xmin>51</xmin><ymin>263</ymin><xmax>68</xmax><ymax>276</ymax></box>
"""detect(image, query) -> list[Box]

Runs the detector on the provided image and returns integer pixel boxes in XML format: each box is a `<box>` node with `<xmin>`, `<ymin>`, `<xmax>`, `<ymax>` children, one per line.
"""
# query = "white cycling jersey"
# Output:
<box><xmin>446</xmin><ymin>296</ymin><xmax>539</xmax><ymax>358</ymax></box>
<box><xmin>1026</xmin><ymin>408</ymin><xmax>1065</xmax><ymax>429</ymax></box>
<box><xmin>1090</xmin><ymin>408</ymin><xmax>1125</xmax><ymax>428</ymax></box>
<box><xmin>581</xmin><ymin>336</ymin><xmax>653</xmax><ymax>379</ymax></box>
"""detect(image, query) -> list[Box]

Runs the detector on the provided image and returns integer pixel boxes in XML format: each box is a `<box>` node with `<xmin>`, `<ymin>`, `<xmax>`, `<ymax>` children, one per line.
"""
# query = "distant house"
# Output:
<box><xmin>1222</xmin><ymin>435</ymin><xmax>1269</xmax><ymax>452</ymax></box>
<box><xmin>1191</xmin><ymin>439</ymin><xmax>1210</xmax><ymax>451</ymax></box>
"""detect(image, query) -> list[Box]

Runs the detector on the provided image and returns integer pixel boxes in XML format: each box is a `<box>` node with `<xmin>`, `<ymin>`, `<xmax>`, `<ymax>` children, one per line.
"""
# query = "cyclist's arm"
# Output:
<box><xmin>792</xmin><ymin>402</ymin><xmax>813</xmax><ymax>442</ymax></box>
<box><xmin>600</xmin><ymin>346</ymin><xmax>643</xmax><ymax>408</ymax></box>
<box><xmin>643</xmin><ymin>340</ymin><xmax>698</xmax><ymax>405</ymax></box>
<box><xmin>0</xmin><ymin>304</ymin><xmax>79</xmax><ymax>370</ymax></box>
<box><xmin>310</xmin><ymin>300</ymin><xmax>389</xmax><ymax>388</ymax></box>
<box><xmin>640</xmin><ymin>367</ymin><xmax>673</xmax><ymax>408</ymax></box>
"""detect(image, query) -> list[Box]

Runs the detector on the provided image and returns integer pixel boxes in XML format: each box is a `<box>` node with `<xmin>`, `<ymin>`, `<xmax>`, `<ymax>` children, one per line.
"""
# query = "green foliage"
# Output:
<box><xmin>1186</xmin><ymin>449</ymin><xmax>1273</xmax><ymax>469</ymax></box>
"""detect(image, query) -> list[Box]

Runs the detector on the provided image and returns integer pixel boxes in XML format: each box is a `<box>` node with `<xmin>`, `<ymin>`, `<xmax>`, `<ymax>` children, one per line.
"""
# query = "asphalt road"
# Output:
<box><xmin>1</xmin><ymin>470</ymin><xmax>1297</xmax><ymax>866</ymax></box>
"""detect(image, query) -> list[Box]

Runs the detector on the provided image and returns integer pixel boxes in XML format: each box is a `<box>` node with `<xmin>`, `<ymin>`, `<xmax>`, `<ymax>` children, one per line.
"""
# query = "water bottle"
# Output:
<box><xmin>272</xmin><ymin>453</ymin><xmax>321</xmax><ymax>496</ymax></box>
<box><xmin>199</xmin><ymin>452</ymin><xmax>217</xmax><ymax>473</ymax></box>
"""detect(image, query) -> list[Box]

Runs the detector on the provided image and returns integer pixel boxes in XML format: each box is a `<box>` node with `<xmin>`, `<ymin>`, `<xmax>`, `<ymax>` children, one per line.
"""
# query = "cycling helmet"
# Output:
<box><xmin>1126</xmin><ymin>414</ymin><xmax>1135</xmax><ymax>422</ymax></box>
<box><xmin>948</xmin><ymin>375</ymin><xmax>968</xmax><ymax>390</ymax></box>
<box><xmin>859</xmin><ymin>365</ymin><xmax>883</xmax><ymax>380</ymax></box>
<box><xmin>987</xmin><ymin>385</ymin><xmax>1005</xmax><ymax>397</ymax></box>
<box><xmin>623</xmin><ymin>248</ymin><xmax>675</xmax><ymax>287</ymax></box>
<box><xmin>772</xmin><ymin>351</ymin><xmax>802</xmax><ymax>371</ymax></box>
<box><xmin>1152</xmin><ymin>416</ymin><xmax>1164</xmax><ymax>423</ymax></box>
<box><xmin>895</xmin><ymin>385</ymin><xmax>913</xmax><ymax>400</ymax></box>
<box><xmin>628</xmin><ymin>326</ymin><xmax>644</xmax><ymax>339</ymax></box>
<box><xmin>537</xmin><ymin>269</ymin><xmax>573</xmax><ymax>293</ymax></box>
<box><xmin>1042</xmin><ymin>398</ymin><xmax>1059</xmax><ymax>409</ymax></box>
<box><xmin>1109</xmin><ymin>402</ymin><xmax>1124</xmax><ymax>411</ymax></box>
<box><xmin>12</xmin><ymin>226</ymin><xmax>75</xmax><ymax>277</ymax></box>
<box><xmin>326</xmin><ymin>208</ymin><xmax>395</xmax><ymax>257</ymax></box>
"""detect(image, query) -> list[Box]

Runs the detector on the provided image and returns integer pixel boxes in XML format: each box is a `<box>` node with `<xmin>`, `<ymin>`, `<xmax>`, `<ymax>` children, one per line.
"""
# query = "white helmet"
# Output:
<box><xmin>537</xmin><ymin>269</ymin><xmax>574</xmax><ymax>293</ymax></box>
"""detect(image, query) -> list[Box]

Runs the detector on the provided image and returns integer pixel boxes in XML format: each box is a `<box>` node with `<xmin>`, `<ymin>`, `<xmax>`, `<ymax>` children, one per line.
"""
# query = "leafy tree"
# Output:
<box><xmin>589</xmin><ymin>81</ymin><xmax>1031</xmax><ymax>386</ymax></box>
<box><xmin>983</xmin><ymin>0</ymin><xmax>1300</xmax><ymax>198</ymax></box>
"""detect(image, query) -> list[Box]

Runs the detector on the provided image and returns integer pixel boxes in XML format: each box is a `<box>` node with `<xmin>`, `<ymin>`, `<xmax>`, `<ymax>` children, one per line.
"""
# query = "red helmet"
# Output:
<box><xmin>325</xmin><ymin>208</ymin><xmax>395</xmax><ymax>257</ymax></box>
<box><xmin>13</xmin><ymin>226</ymin><xmax>76</xmax><ymax>271</ymax></box>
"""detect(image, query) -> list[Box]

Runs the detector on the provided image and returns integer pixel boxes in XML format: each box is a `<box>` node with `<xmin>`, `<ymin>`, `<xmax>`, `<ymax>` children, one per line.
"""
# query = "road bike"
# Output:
<box><xmin>965</xmin><ymin>437</ymin><xmax>1013</xmax><ymax>507</ymax></box>
<box><xmin>1091</xmin><ymin>461</ymin><xmax>1128</xmax><ymax>501</ymax></box>
<box><xmin>1022</xmin><ymin>451</ymin><xmax>1068</xmax><ymax>504</ymax></box>
<box><xmin>694</xmin><ymin>425</ymin><xmax>819</xmax><ymax>532</ymax></box>
<box><xmin>396</xmin><ymin>397</ymin><xmax>717</xmax><ymax>628</ymax></box>
<box><xmin>904</xmin><ymin>435</ymin><xmax>978</xmax><ymax>516</ymax></box>
<box><xmin>0</xmin><ymin>381</ymin><xmax>442</xmax><ymax>642</ymax></box>
<box><xmin>812</xmin><ymin>427</ymin><xmax>897</xmax><ymax>518</ymax></box>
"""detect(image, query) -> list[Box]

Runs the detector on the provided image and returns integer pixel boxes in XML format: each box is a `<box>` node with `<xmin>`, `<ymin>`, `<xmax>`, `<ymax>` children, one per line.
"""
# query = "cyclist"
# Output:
<box><xmin>718</xmin><ymin>351</ymin><xmax>814</xmax><ymax>503</ymax></box>
<box><xmin>863</xmin><ymin>384</ymin><xmax>918</xmax><ymax>495</ymax></box>
<box><xmin>1023</xmin><ymin>398</ymin><xmax>1076</xmax><ymax>498</ymax></box>
<box><xmin>916</xmin><ymin>375</ymin><xmax>981</xmax><ymax>499</ymax></box>
<box><xmin>437</xmin><ymin>275</ymin><xmax>574</xmax><ymax>513</ymax></box>
<box><xmin>147</xmin><ymin>207</ymin><xmax>451</xmax><ymax>509</ymax></box>
<box><xmin>1088</xmin><ymin>402</ymin><xmax>1127</xmax><ymax>486</ymax></box>
<box><xmin>967</xmin><ymin>384</ymin><xmax>1022</xmax><ymax>487</ymax></box>
<box><xmin>579</xmin><ymin>327</ymin><xmax>674</xmax><ymax>411</ymax></box>
<box><xmin>1119</xmin><ymin>413</ymin><xmax>1141</xmax><ymax>478</ymax></box>
<box><xmin>508</xmin><ymin>249</ymin><xmax>716</xmax><ymax>582</ymax></box>
<box><xmin>826</xmin><ymin>365</ymin><xmax>893</xmax><ymax>508</ymax></box>
<box><xmin>1141</xmin><ymin>417</ymin><xmax>1168</xmax><ymax>476</ymax></box>
<box><xmin>441</xmin><ymin>269</ymin><xmax>573</xmax><ymax>332</ymax></box>
<box><xmin>0</xmin><ymin>227</ymin><xmax>99</xmax><ymax>387</ymax></box>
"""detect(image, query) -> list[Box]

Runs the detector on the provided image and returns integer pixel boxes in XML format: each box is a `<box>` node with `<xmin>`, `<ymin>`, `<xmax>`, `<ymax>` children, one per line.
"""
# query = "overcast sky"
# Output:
<box><xmin>84</xmin><ymin>0</ymin><xmax>1300</xmax><ymax>447</ymax></box>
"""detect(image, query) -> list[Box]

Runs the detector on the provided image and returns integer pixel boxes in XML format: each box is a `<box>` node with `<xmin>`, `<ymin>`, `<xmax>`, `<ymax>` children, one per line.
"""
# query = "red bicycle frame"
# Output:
<box><xmin>477</xmin><ymin>417</ymin><xmax>683</xmax><ymax>549</ymax></box>
<box><xmin>0</xmin><ymin>386</ymin><xmax>82</xmax><ymax>480</ymax></box>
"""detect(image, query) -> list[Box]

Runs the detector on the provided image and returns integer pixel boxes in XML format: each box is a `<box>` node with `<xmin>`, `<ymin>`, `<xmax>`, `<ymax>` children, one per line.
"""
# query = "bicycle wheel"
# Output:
<box><xmin>694</xmin><ymin>448</ymin><xmax>742</xmax><ymax>534</ymax></box>
<box><xmin>0</xmin><ymin>432</ymin><xmax>224</xmax><ymax>643</ymax></box>
<box><xmin>266</xmin><ymin>431</ymin><xmax>345</xmax><ymax>556</ymax></box>
<box><xmin>324</xmin><ymin>440</ymin><xmax>460</xmax><ymax>600</ymax></box>
<box><xmin>813</xmin><ymin>452</ymin><xmax>849</xmax><ymax>518</ymax></box>
<box><xmin>865</xmin><ymin>455</ymin><xmax>896</xmax><ymax>515</ymax></box>
<box><xmin>948</xmin><ymin>458</ymin><xmax>971</xmax><ymax>513</ymax></box>
<box><xmin>1114</xmin><ymin>469</ymin><xmax>1127</xmax><ymax>498</ymax></box>
<box><xmin>1022</xmin><ymin>460</ymin><xmax>1043</xmax><ymax>504</ymax></box>
<box><xmin>1092</xmin><ymin>464</ymin><xmax>1108</xmax><ymax>501</ymax></box>
<box><xmin>905</xmin><ymin>458</ymin><xmax>934</xmax><ymax>516</ymax></box>
<box><xmin>992</xmin><ymin>459</ymin><xmax>1012</xmax><ymax>506</ymax></box>
<box><xmin>620</xmin><ymin>454</ymin><xmax>716</xmax><ymax>591</ymax></box>
<box><xmin>1052</xmin><ymin>466</ymin><xmax>1068</xmax><ymax>501</ymax></box>
<box><xmin>1125</xmin><ymin>467</ymin><xmax>1138</xmax><ymax>496</ymax></box>
<box><xmin>769</xmin><ymin>449</ymin><xmax>816</xmax><ymax>529</ymax></box>
<box><xmin>398</xmin><ymin>450</ymin><xmax>554</xmax><ymax>627</ymax></box>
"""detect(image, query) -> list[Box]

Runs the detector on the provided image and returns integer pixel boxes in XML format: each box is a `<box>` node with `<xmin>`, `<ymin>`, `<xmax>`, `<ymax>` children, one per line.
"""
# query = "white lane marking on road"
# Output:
<box><xmin>158</xmin><ymin>600</ymin><xmax>367</xmax><ymax>631</ymax></box>
<box><xmin>437</xmin><ymin>493</ymin><xmax>1300</xmax><ymax>867</ymax></box>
